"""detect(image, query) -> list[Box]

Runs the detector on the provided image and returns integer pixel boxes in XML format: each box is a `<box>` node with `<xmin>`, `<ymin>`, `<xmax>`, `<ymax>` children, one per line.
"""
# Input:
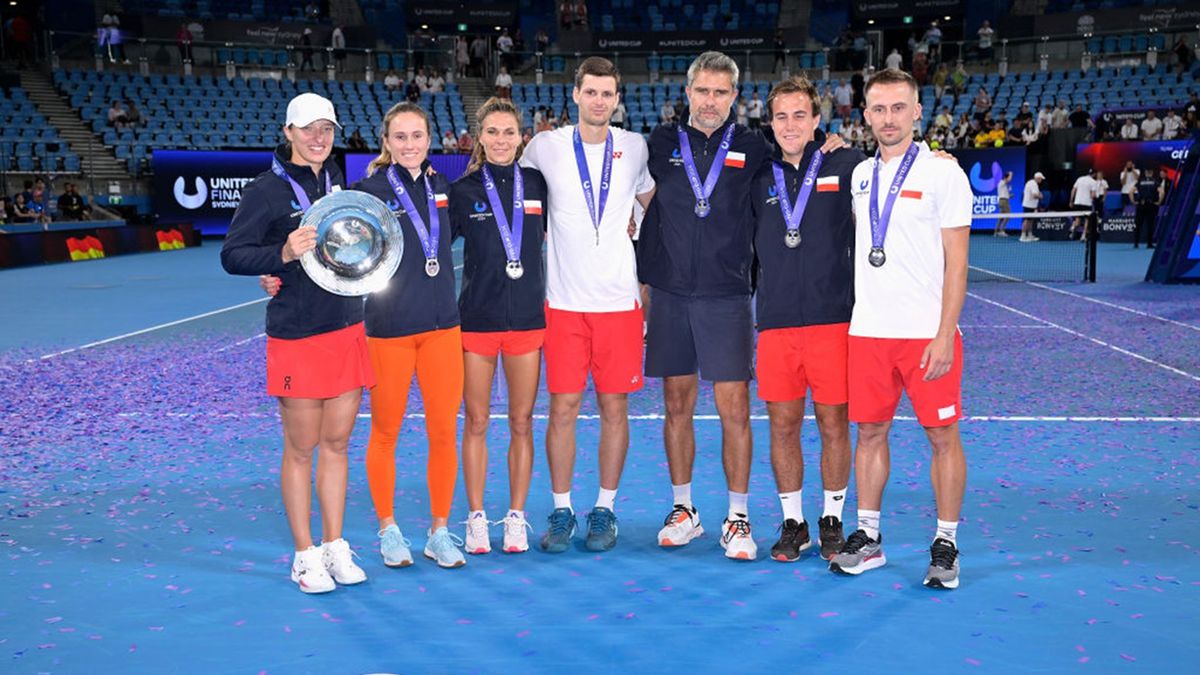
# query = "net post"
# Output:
<box><xmin>1086</xmin><ymin>212</ymin><xmax>1098</xmax><ymax>282</ymax></box>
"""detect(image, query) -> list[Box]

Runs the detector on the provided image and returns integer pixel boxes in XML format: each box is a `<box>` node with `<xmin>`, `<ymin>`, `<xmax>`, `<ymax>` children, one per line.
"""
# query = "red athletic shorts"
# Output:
<box><xmin>266</xmin><ymin>322</ymin><xmax>375</xmax><ymax>398</ymax></box>
<box><xmin>848</xmin><ymin>332</ymin><xmax>964</xmax><ymax>427</ymax></box>
<box><xmin>756</xmin><ymin>322</ymin><xmax>849</xmax><ymax>404</ymax></box>
<box><xmin>544</xmin><ymin>302</ymin><xmax>644</xmax><ymax>394</ymax></box>
<box><xmin>461</xmin><ymin>329</ymin><xmax>546</xmax><ymax>357</ymax></box>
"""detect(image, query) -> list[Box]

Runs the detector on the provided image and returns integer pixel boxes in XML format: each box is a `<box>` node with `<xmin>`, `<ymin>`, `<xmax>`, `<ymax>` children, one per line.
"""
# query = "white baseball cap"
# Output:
<box><xmin>286</xmin><ymin>93</ymin><xmax>340</xmax><ymax>129</ymax></box>
<box><xmin>1034</xmin><ymin>172</ymin><xmax>1045</xmax><ymax>180</ymax></box>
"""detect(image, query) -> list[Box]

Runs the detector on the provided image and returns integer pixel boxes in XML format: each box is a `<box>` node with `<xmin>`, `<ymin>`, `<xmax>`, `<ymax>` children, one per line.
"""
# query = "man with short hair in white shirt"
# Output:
<box><xmin>1162</xmin><ymin>109</ymin><xmax>1182</xmax><ymax>140</ymax></box>
<box><xmin>994</xmin><ymin>170</ymin><xmax>1013</xmax><ymax>237</ymax></box>
<box><xmin>1069</xmin><ymin>169</ymin><xmax>1099</xmax><ymax>240</ymax></box>
<box><xmin>830</xmin><ymin>68</ymin><xmax>971</xmax><ymax>590</ymax></box>
<box><xmin>747</xmin><ymin>92</ymin><xmax>764</xmax><ymax>129</ymax></box>
<box><xmin>519</xmin><ymin>56</ymin><xmax>656</xmax><ymax>554</ymax></box>
<box><xmin>1120</xmin><ymin>118</ymin><xmax>1139</xmax><ymax>141</ymax></box>
<box><xmin>1020</xmin><ymin>172</ymin><xmax>1044</xmax><ymax>241</ymax></box>
<box><xmin>1140</xmin><ymin>110</ymin><xmax>1163</xmax><ymax>140</ymax></box>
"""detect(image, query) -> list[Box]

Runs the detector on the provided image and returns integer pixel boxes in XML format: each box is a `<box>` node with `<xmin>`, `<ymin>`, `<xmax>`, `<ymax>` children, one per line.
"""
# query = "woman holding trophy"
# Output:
<box><xmin>222</xmin><ymin>93</ymin><xmax>372</xmax><ymax>594</ymax></box>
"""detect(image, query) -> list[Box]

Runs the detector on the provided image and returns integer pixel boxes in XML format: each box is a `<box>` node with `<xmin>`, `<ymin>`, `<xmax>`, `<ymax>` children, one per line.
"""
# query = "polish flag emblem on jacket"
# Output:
<box><xmin>724</xmin><ymin>151</ymin><xmax>746</xmax><ymax>168</ymax></box>
<box><xmin>816</xmin><ymin>176</ymin><xmax>839</xmax><ymax>192</ymax></box>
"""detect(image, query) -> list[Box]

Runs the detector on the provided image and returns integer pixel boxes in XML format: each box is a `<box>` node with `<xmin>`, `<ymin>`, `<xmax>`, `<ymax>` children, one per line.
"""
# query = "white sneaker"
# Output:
<box><xmin>463</xmin><ymin>511</ymin><xmax>492</xmax><ymax>554</ymax></box>
<box><xmin>657</xmin><ymin>504</ymin><xmax>704</xmax><ymax>547</ymax></box>
<box><xmin>321</xmin><ymin>538</ymin><xmax>366</xmax><ymax>585</ymax></box>
<box><xmin>502</xmin><ymin>512</ymin><xmax>533</xmax><ymax>553</ymax></box>
<box><xmin>721</xmin><ymin>516</ymin><xmax>758</xmax><ymax>561</ymax></box>
<box><xmin>1028</xmin><ymin>235</ymin><xmax>1040</xmax><ymax>241</ymax></box>
<box><xmin>290</xmin><ymin>546</ymin><xmax>335</xmax><ymax>593</ymax></box>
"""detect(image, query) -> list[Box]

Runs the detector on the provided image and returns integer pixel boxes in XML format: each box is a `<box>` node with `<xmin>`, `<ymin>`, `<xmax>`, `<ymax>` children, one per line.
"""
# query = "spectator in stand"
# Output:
<box><xmin>747</xmin><ymin>92</ymin><xmax>763</xmax><ymax>129</ymax></box>
<box><xmin>0</xmin><ymin>195</ymin><xmax>10</xmax><ymax>223</ymax></box>
<box><xmin>834</xmin><ymin>78</ymin><xmax>853</xmax><ymax>118</ymax></box>
<box><xmin>8</xmin><ymin>14</ymin><xmax>33</xmax><ymax>67</ymax></box>
<box><xmin>1051</xmin><ymin>101</ymin><xmax>1069</xmax><ymax>129</ymax></box>
<box><xmin>1140</xmin><ymin>110</ymin><xmax>1164</xmax><ymax>140</ymax></box>
<box><xmin>612</xmin><ymin>100</ymin><xmax>627</xmax><ymax>129</ymax></box>
<box><xmin>470</xmin><ymin>35</ymin><xmax>488</xmax><ymax>77</ymax></box>
<box><xmin>57</xmin><ymin>182</ymin><xmax>91</xmax><ymax>221</ymax></box>
<box><xmin>573</xmin><ymin>0</ymin><xmax>588</xmax><ymax>28</ymax></box>
<box><xmin>1162</xmin><ymin>109</ymin><xmax>1182</xmax><ymax>140</ymax></box>
<box><xmin>441</xmin><ymin>128</ymin><xmax>457</xmax><ymax>151</ymax></box>
<box><xmin>304</xmin><ymin>1</ymin><xmax>320</xmax><ymax>22</ymax></box>
<box><xmin>522</xmin><ymin>128</ymin><xmax>533</xmax><ymax>145</ymax></box>
<box><xmin>536</xmin><ymin>28</ymin><xmax>550</xmax><ymax>55</ymax></box>
<box><xmin>558</xmin><ymin>106</ymin><xmax>571</xmax><ymax>125</ymax></box>
<box><xmin>1006</xmin><ymin>120</ymin><xmax>1024</xmax><ymax>146</ymax></box>
<box><xmin>107</xmin><ymin>100</ymin><xmax>128</xmax><ymax>130</ymax></box>
<box><xmin>1036</xmin><ymin>104</ymin><xmax>1053</xmax><ymax>135</ymax></box>
<box><xmin>950</xmin><ymin>63</ymin><xmax>967</xmax><ymax>96</ymax></box>
<box><xmin>672</xmin><ymin>97</ymin><xmax>684</xmax><ymax>120</ymax></box>
<box><xmin>1068</xmin><ymin>104</ymin><xmax>1092</xmax><ymax>132</ymax></box>
<box><xmin>1173</xmin><ymin>36</ymin><xmax>1194</xmax><ymax>72</ymax></box>
<box><xmin>455</xmin><ymin>35</ymin><xmax>470</xmax><ymax>78</ymax></box>
<box><xmin>819</xmin><ymin>86</ymin><xmax>833</xmax><ymax>124</ymax></box>
<box><xmin>1184</xmin><ymin>92</ymin><xmax>1199</xmax><ymax>120</ymax></box>
<box><xmin>976</xmin><ymin>20</ymin><xmax>995</xmax><ymax>63</ymax></box>
<box><xmin>773</xmin><ymin>30</ymin><xmax>786</xmax><ymax>71</ymax></box>
<box><xmin>924</xmin><ymin>21</ymin><xmax>942</xmax><ymax>62</ymax></box>
<box><xmin>953</xmin><ymin>113</ymin><xmax>972</xmax><ymax>147</ymax></box>
<box><xmin>912</xmin><ymin>51</ymin><xmax>929</xmax><ymax>86</ymax></box>
<box><xmin>457</xmin><ymin>129</ymin><xmax>474</xmax><ymax>154</ymax></box>
<box><xmin>415</xmin><ymin>67</ymin><xmax>429</xmax><ymax>93</ymax></box>
<box><xmin>176</xmin><ymin>22</ymin><xmax>193</xmax><ymax>63</ymax></box>
<box><xmin>494</xmin><ymin>66</ymin><xmax>513</xmax><ymax>98</ymax></box>
<box><xmin>497</xmin><ymin>29</ymin><xmax>514</xmax><ymax>71</ymax></box>
<box><xmin>735</xmin><ymin>96</ymin><xmax>748</xmax><ymax>126</ymax></box>
<box><xmin>383</xmin><ymin>68</ymin><xmax>401</xmax><ymax>92</ymax></box>
<box><xmin>347</xmin><ymin>129</ymin><xmax>368</xmax><ymax>151</ymax></box>
<box><xmin>1014</xmin><ymin>102</ymin><xmax>1033</xmax><ymax>127</ymax></box>
<box><xmin>298</xmin><ymin>28</ymin><xmax>316</xmax><ymax>71</ymax></box>
<box><xmin>660</xmin><ymin>98</ymin><xmax>676</xmax><ymax>124</ymax></box>
<box><xmin>559</xmin><ymin>0</ymin><xmax>574</xmax><ymax>29</ymax></box>
<box><xmin>125</xmin><ymin>101</ymin><xmax>142</xmax><ymax>127</ymax></box>
<box><xmin>932</xmin><ymin>63</ymin><xmax>949</xmax><ymax>99</ymax></box>
<box><xmin>536</xmin><ymin>113</ymin><xmax>552</xmax><ymax>133</ymax></box>
<box><xmin>405</xmin><ymin>78</ymin><xmax>420</xmax><ymax>102</ymax></box>
<box><xmin>12</xmin><ymin>193</ymin><xmax>46</xmax><ymax>224</ymax></box>
<box><xmin>1183</xmin><ymin>109</ymin><xmax>1199</xmax><ymax>133</ymax></box>
<box><xmin>428</xmin><ymin>69</ymin><xmax>446</xmax><ymax>93</ymax></box>
<box><xmin>973</xmin><ymin>87</ymin><xmax>992</xmax><ymax>118</ymax></box>
<box><xmin>885</xmin><ymin>48</ymin><xmax>902</xmax><ymax>71</ymax></box>
<box><xmin>30</xmin><ymin>178</ymin><xmax>50</xmax><ymax>216</ymax></box>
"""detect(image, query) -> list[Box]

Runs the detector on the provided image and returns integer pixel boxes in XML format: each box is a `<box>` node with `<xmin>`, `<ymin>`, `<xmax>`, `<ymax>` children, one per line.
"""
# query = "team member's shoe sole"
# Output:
<box><xmin>829</xmin><ymin>553</ymin><xmax>887</xmax><ymax>575</ymax></box>
<box><xmin>659</xmin><ymin>525</ymin><xmax>704</xmax><ymax>547</ymax></box>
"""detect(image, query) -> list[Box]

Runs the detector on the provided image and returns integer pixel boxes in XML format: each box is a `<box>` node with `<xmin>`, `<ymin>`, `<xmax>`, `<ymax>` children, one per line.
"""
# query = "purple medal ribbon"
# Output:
<box><xmin>272</xmin><ymin>158</ymin><xmax>331</xmax><ymax>212</ymax></box>
<box><xmin>481</xmin><ymin>164</ymin><xmax>525</xmax><ymax>279</ymax></box>
<box><xmin>387</xmin><ymin>165</ymin><xmax>441</xmax><ymax>275</ymax></box>
<box><xmin>677</xmin><ymin>121</ymin><xmax>737</xmax><ymax>218</ymax></box>
<box><xmin>772</xmin><ymin>148</ymin><xmax>824</xmax><ymax>248</ymax></box>
<box><xmin>867</xmin><ymin>142</ymin><xmax>921</xmax><ymax>267</ymax></box>
<box><xmin>573</xmin><ymin>127</ymin><xmax>613</xmax><ymax>245</ymax></box>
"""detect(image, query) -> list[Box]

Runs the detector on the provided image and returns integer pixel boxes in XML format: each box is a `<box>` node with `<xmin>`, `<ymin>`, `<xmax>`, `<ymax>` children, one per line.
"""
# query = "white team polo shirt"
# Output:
<box><xmin>521</xmin><ymin>125</ymin><xmax>655</xmax><ymax>313</ymax></box>
<box><xmin>1071</xmin><ymin>175</ymin><xmax>1096</xmax><ymax>207</ymax></box>
<box><xmin>849</xmin><ymin>142</ymin><xmax>972</xmax><ymax>339</ymax></box>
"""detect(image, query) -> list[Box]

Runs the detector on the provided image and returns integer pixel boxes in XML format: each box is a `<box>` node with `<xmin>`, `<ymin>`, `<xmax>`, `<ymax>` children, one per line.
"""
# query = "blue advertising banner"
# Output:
<box><xmin>153</xmin><ymin>150</ymin><xmax>274</xmax><ymax>236</ymax></box>
<box><xmin>951</xmin><ymin>147</ymin><xmax>1027</xmax><ymax>231</ymax></box>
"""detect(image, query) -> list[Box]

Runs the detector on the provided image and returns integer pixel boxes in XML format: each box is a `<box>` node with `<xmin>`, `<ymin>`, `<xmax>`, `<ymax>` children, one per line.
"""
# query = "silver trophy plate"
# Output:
<box><xmin>299</xmin><ymin>190</ymin><xmax>403</xmax><ymax>296</ymax></box>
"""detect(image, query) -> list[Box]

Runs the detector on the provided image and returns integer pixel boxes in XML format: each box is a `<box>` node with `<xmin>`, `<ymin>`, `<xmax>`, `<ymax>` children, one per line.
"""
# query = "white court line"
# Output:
<box><xmin>970</xmin><ymin>265</ymin><xmax>1200</xmax><ymax>332</ymax></box>
<box><xmin>36</xmin><ymin>297</ymin><xmax>270</xmax><ymax>361</ymax></box>
<box><xmin>959</xmin><ymin>324</ymin><xmax>1051</xmax><ymax>329</ymax></box>
<box><xmin>113</xmin><ymin>412</ymin><xmax>1200</xmax><ymax>423</ymax></box>
<box><xmin>967</xmin><ymin>291</ymin><xmax>1200</xmax><ymax>382</ymax></box>
<box><xmin>214</xmin><ymin>332</ymin><xmax>266</xmax><ymax>353</ymax></box>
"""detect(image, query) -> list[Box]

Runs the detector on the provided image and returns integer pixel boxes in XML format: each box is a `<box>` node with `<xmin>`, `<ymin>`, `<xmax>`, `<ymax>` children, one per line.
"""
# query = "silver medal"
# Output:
<box><xmin>505</xmin><ymin>260</ymin><xmax>524</xmax><ymax>280</ymax></box>
<box><xmin>694</xmin><ymin>199</ymin><xmax>711</xmax><ymax>218</ymax></box>
<box><xmin>425</xmin><ymin>257</ymin><xmax>440</xmax><ymax>277</ymax></box>
<box><xmin>785</xmin><ymin>230</ymin><xmax>801</xmax><ymax>248</ymax></box>
<box><xmin>868</xmin><ymin>247</ymin><xmax>886</xmax><ymax>268</ymax></box>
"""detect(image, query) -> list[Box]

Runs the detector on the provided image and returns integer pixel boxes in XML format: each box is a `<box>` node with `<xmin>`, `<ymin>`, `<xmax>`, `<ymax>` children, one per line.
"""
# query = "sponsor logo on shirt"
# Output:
<box><xmin>816</xmin><ymin>176</ymin><xmax>839</xmax><ymax>192</ymax></box>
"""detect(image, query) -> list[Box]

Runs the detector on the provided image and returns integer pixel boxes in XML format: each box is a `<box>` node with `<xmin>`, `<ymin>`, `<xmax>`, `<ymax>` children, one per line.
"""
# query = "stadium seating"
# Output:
<box><xmin>593</xmin><ymin>0</ymin><xmax>779</xmax><ymax>32</ymax></box>
<box><xmin>54</xmin><ymin>70</ymin><xmax>468</xmax><ymax>174</ymax></box>
<box><xmin>132</xmin><ymin>0</ymin><xmax>316</xmax><ymax>22</ymax></box>
<box><xmin>0</xmin><ymin>87</ymin><xmax>80</xmax><ymax>174</ymax></box>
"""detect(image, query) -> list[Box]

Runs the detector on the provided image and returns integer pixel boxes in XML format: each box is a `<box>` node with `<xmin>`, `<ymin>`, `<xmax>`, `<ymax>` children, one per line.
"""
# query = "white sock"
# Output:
<box><xmin>672</xmin><ymin>482</ymin><xmax>692</xmax><ymax>508</ymax></box>
<box><xmin>858</xmin><ymin>509</ymin><xmax>881</xmax><ymax>541</ymax></box>
<box><xmin>823</xmin><ymin>488</ymin><xmax>848</xmax><ymax>520</ymax></box>
<box><xmin>778</xmin><ymin>490</ymin><xmax>803</xmax><ymax>522</ymax></box>
<box><xmin>552</xmin><ymin>491</ymin><xmax>572</xmax><ymax>513</ymax></box>
<box><xmin>469</xmin><ymin>509</ymin><xmax>486</xmax><ymax>520</ymax></box>
<box><xmin>935</xmin><ymin>519</ymin><xmax>959</xmax><ymax>545</ymax></box>
<box><xmin>595</xmin><ymin>488</ymin><xmax>617</xmax><ymax>511</ymax></box>
<box><xmin>507</xmin><ymin>509</ymin><xmax>524</xmax><ymax>520</ymax></box>
<box><xmin>728</xmin><ymin>491</ymin><xmax>749</xmax><ymax>520</ymax></box>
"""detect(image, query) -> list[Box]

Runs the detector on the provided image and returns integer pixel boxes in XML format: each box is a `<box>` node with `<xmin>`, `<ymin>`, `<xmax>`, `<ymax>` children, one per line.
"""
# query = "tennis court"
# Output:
<box><xmin>1</xmin><ymin>239</ymin><xmax>1197</xmax><ymax>671</ymax></box>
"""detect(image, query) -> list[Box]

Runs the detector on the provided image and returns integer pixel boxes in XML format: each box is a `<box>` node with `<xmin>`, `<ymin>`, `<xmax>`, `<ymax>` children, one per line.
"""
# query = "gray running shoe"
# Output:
<box><xmin>923</xmin><ymin>538</ymin><xmax>960</xmax><ymax>589</ymax></box>
<box><xmin>828</xmin><ymin>529</ymin><xmax>886</xmax><ymax>575</ymax></box>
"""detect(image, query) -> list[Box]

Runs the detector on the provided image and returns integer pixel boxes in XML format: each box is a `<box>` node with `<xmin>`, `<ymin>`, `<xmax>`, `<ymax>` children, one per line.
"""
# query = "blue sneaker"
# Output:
<box><xmin>585</xmin><ymin>507</ymin><xmax>619</xmax><ymax>552</ymax></box>
<box><xmin>424</xmin><ymin>527</ymin><xmax>466</xmax><ymax>568</ymax></box>
<box><xmin>540</xmin><ymin>507</ymin><xmax>577</xmax><ymax>553</ymax></box>
<box><xmin>379</xmin><ymin>524</ymin><xmax>413</xmax><ymax>568</ymax></box>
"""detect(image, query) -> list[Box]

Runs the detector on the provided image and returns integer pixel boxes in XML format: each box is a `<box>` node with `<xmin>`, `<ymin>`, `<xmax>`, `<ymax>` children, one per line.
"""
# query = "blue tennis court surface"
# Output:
<box><xmin>2</xmin><ymin>242</ymin><xmax>1198</xmax><ymax>672</ymax></box>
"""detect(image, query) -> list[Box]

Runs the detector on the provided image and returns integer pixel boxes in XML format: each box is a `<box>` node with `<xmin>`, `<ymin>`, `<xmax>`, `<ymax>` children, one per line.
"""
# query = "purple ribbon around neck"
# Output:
<box><xmin>481</xmin><ymin>163</ymin><xmax>524</xmax><ymax>263</ymax></box>
<box><xmin>772</xmin><ymin>149</ymin><xmax>824</xmax><ymax>235</ymax></box>
<box><xmin>387</xmin><ymin>164</ymin><xmax>441</xmax><ymax>261</ymax></box>
<box><xmin>272</xmin><ymin>158</ymin><xmax>331</xmax><ymax>212</ymax></box>
<box><xmin>868</xmin><ymin>142</ymin><xmax>921</xmax><ymax>251</ymax></box>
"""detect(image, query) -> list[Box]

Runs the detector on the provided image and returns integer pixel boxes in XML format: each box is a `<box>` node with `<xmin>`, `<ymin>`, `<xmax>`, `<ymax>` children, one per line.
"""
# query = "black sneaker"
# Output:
<box><xmin>770</xmin><ymin>519</ymin><xmax>812</xmax><ymax>562</ymax></box>
<box><xmin>817</xmin><ymin>515</ymin><xmax>845</xmax><ymax>561</ymax></box>
<box><xmin>923</xmin><ymin>537</ymin><xmax>960</xmax><ymax>589</ymax></box>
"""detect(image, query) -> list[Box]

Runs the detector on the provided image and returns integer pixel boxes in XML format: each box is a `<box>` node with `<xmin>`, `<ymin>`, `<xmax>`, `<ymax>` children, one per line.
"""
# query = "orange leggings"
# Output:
<box><xmin>365</xmin><ymin>326</ymin><xmax>464</xmax><ymax>521</ymax></box>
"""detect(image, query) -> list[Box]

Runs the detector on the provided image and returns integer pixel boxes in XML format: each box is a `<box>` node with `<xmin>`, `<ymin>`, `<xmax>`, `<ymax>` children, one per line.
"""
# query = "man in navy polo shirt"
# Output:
<box><xmin>639</xmin><ymin>51</ymin><xmax>770</xmax><ymax>560</ymax></box>
<box><xmin>752</xmin><ymin>76</ymin><xmax>864</xmax><ymax>563</ymax></box>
